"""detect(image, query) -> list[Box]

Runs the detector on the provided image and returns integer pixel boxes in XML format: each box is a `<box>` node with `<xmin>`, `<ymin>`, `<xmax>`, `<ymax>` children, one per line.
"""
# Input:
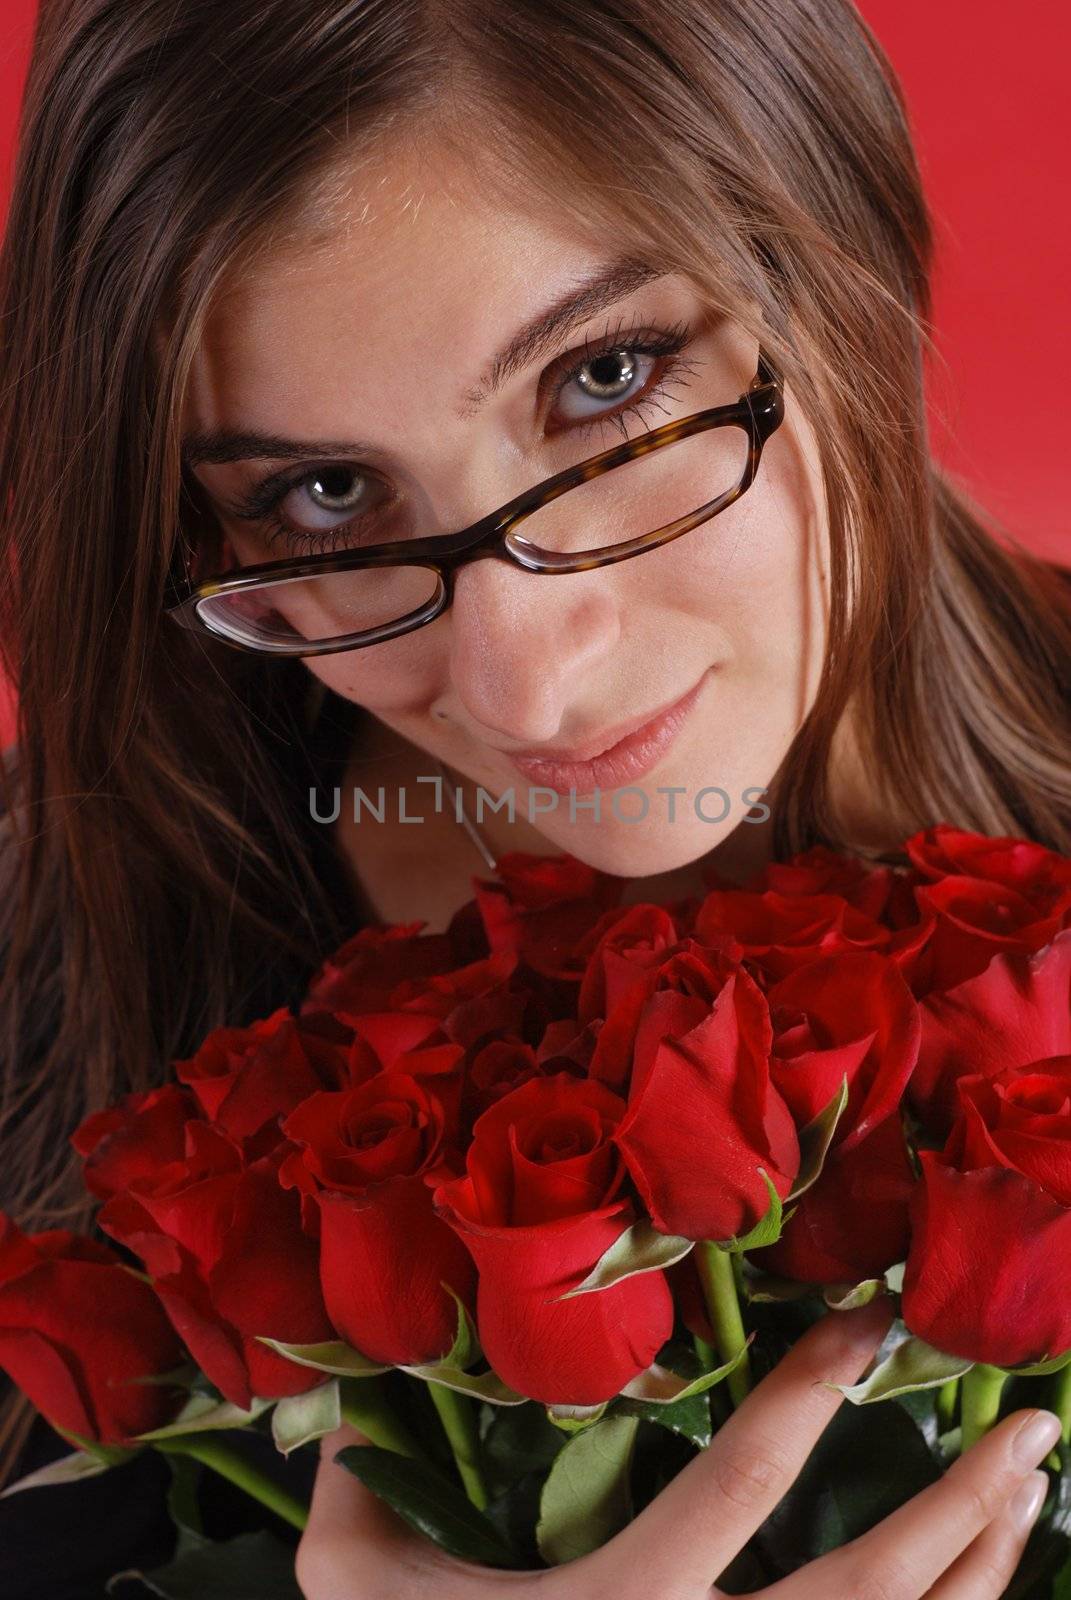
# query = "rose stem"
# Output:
<box><xmin>960</xmin><ymin>1364</ymin><xmax>1006</xmax><ymax>1452</ymax></box>
<box><xmin>1053</xmin><ymin>1362</ymin><xmax>1071</xmax><ymax>1447</ymax></box>
<box><xmin>427</xmin><ymin>1382</ymin><xmax>489</xmax><ymax>1509</ymax></box>
<box><xmin>339</xmin><ymin>1377</ymin><xmax>427</xmax><ymax>1460</ymax></box>
<box><xmin>935</xmin><ymin>1378</ymin><xmax>959</xmax><ymax>1434</ymax></box>
<box><xmin>155</xmin><ymin>1436</ymin><xmax>308</xmax><ymax>1531</ymax></box>
<box><xmin>693</xmin><ymin>1333</ymin><xmax>717</xmax><ymax>1368</ymax></box>
<box><xmin>695</xmin><ymin>1242</ymin><xmax>752</xmax><ymax>1407</ymax></box>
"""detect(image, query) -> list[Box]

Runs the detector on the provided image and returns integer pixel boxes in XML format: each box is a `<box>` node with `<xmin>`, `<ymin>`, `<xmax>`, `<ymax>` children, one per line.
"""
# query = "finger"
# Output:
<box><xmin>297</xmin><ymin>1422</ymin><xmax>432</xmax><ymax>1599</ymax></box>
<box><xmin>604</xmin><ymin>1297</ymin><xmax>893</xmax><ymax>1591</ymax></box>
<box><xmin>925</xmin><ymin>1470</ymin><xmax>1048</xmax><ymax>1600</ymax></box>
<box><xmin>807</xmin><ymin>1408</ymin><xmax>1061</xmax><ymax>1600</ymax></box>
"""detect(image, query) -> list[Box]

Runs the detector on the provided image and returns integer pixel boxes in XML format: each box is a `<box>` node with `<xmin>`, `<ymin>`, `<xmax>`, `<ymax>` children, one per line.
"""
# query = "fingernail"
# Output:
<box><xmin>1010</xmin><ymin>1471</ymin><xmax>1048</xmax><ymax>1532</ymax></box>
<box><xmin>1012</xmin><ymin>1411</ymin><xmax>1062</xmax><ymax>1469</ymax></box>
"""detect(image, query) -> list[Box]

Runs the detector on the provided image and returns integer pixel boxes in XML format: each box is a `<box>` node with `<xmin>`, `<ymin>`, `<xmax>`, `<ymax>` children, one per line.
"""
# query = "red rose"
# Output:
<box><xmin>99</xmin><ymin>1125</ymin><xmax>332</xmax><ymax>1409</ymax></box>
<box><xmin>343</xmin><ymin>1010</ymin><xmax>465</xmax><ymax>1117</ymax></box>
<box><xmin>535</xmin><ymin>1017</ymin><xmax>601</xmax><ymax>1074</ymax></box>
<box><xmin>72</xmin><ymin>1084</ymin><xmax>200</xmax><ymax>1200</ymax></box>
<box><xmin>174</xmin><ymin>1007</ymin><xmax>340</xmax><ymax>1140</ymax></box>
<box><xmin>753</xmin><ymin>845</ymin><xmax>898</xmax><ymax>921</ymax></box>
<box><xmin>302</xmin><ymin>922</ymin><xmax>461</xmax><ymax>1017</ymax></box>
<box><xmin>902</xmin><ymin>1058</ymin><xmax>1071</xmax><ymax>1367</ymax></box>
<box><xmin>434</xmin><ymin>1073</ymin><xmax>673</xmax><ymax>1404</ymax></box>
<box><xmin>461</xmin><ymin>1036</ymin><xmax>546</xmax><ymax>1132</ymax></box>
<box><xmin>473</xmin><ymin>852</ymin><xmax>623</xmax><ymax>982</ymax></box>
<box><xmin>755</xmin><ymin>952</ymin><xmax>920</xmax><ymax>1284</ymax></box>
<box><xmin>905</xmin><ymin>877</ymin><xmax>1071</xmax><ymax>996</ymax></box>
<box><xmin>0</xmin><ymin>1217</ymin><xmax>185</xmax><ymax>1444</ymax></box>
<box><xmin>586</xmin><ymin>935</ymin><xmax>742</xmax><ymax>1093</ymax></box>
<box><xmin>906</xmin><ymin>824</ymin><xmax>1071</xmax><ymax>906</ymax></box>
<box><xmin>612</xmin><ymin>964</ymin><xmax>800</xmax><ymax>1242</ymax></box>
<box><xmin>693</xmin><ymin>887</ymin><xmax>900</xmax><ymax>985</ymax></box>
<box><xmin>281</xmin><ymin>1073</ymin><xmax>476</xmax><ymax>1365</ymax></box>
<box><xmin>911</xmin><ymin>931</ymin><xmax>1071</xmax><ymax>1134</ymax></box>
<box><xmin>387</xmin><ymin>950</ymin><xmax>520</xmax><ymax>1030</ymax></box>
<box><xmin>575</xmin><ymin>903</ymin><xmax>684</xmax><ymax>1027</ymax></box>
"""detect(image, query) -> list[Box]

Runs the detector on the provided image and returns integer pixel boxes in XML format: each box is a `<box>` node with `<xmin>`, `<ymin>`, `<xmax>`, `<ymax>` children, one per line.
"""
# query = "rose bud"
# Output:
<box><xmin>99</xmin><ymin>1125</ymin><xmax>333</xmax><ymax>1409</ymax></box>
<box><xmin>902</xmin><ymin>1057</ymin><xmax>1071</xmax><ymax>1368</ymax></box>
<box><xmin>281</xmin><ymin>1071</ymin><xmax>476</xmax><ymax>1366</ymax></box>
<box><xmin>911</xmin><ymin>929</ymin><xmax>1071</xmax><ymax>1135</ymax></box>
<box><xmin>612</xmin><ymin>964</ymin><xmax>799</xmax><ymax>1242</ymax></box>
<box><xmin>755</xmin><ymin>952</ymin><xmax>920</xmax><ymax>1284</ymax></box>
<box><xmin>0</xmin><ymin>1217</ymin><xmax>185</xmax><ymax>1445</ymax></box>
<box><xmin>72</xmin><ymin>1083</ymin><xmax>200</xmax><ymax>1200</ymax></box>
<box><xmin>174</xmin><ymin>1006</ymin><xmax>339</xmax><ymax>1142</ymax></box>
<box><xmin>434</xmin><ymin>1073</ymin><xmax>673</xmax><ymax>1405</ymax></box>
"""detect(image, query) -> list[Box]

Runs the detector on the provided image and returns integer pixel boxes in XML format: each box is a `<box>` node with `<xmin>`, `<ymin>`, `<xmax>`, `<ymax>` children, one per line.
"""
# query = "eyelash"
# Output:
<box><xmin>228</xmin><ymin>313</ymin><xmax>701</xmax><ymax>558</ymax></box>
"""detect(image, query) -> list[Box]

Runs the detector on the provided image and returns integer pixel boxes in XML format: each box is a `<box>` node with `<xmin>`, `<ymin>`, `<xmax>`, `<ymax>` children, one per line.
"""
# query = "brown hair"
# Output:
<box><xmin>1</xmin><ymin>0</ymin><xmax>1069</xmax><ymax>1468</ymax></box>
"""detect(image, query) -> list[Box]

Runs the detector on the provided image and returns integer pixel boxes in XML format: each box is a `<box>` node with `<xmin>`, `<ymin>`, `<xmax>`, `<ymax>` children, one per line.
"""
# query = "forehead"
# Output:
<box><xmin>184</xmin><ymin>138</ymin><xmax>611</xmax><ymax>435</ymax></box>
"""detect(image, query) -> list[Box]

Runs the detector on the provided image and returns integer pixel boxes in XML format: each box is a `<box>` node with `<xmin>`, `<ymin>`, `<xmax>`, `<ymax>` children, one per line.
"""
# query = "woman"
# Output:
<box><xmin>1</xmin><ymin>0</ymin><xmax>1068</xmax><ymax>1594</ymax></box>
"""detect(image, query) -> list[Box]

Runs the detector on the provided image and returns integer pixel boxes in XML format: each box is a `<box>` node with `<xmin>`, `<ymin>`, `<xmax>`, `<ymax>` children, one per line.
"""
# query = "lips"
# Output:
<box><xmin>507</xmin><ymin>670</ymin><xmax>711</xmax><ymax>797</ymax></box>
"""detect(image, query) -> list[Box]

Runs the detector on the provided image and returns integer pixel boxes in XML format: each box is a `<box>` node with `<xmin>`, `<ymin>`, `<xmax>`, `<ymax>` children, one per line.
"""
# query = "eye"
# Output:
<box><xmin>226</xmin><ymin>313</ymin><xmax>701</xmax><ymax>556</ymax></box>
<box><xmin>544</xmin><ymin>316</ymin><xmax>699</xmax><ymax>438</ymax></box>
<box><xmin>553</xmin><ymin>347</ymin><xmax>651</xmax><ymax>423</ymax></box>
<box><xmin>276</xmin><ymin>464</ymin><xmax>385</xmax><ymax>536</ymax></box>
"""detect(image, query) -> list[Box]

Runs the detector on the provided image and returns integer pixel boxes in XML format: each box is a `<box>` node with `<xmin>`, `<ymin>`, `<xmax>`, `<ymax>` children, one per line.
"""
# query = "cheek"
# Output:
<box><xmin>299</xmin><ymin>624</ymin><xmax>448</xmax><ymax>716</ymax></box>
<box><xmin>697</xmin><ymin>428</ymin><xmax>826</xmax><ymax>692</ymax></box>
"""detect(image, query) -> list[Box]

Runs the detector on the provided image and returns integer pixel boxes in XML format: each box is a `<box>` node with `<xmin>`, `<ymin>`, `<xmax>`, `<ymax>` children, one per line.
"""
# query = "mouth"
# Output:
<box><xmin>506</xmin><ymin>668</ymin><xmax>713</xmax><ymax>797</ymax></box>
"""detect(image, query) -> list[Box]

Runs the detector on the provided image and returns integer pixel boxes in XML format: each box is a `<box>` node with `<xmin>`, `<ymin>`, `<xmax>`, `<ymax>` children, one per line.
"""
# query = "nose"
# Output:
<box><xmin>444</xmin><ymin>555</ymin><xmax>621</xmax><ymax>747</ymax></box>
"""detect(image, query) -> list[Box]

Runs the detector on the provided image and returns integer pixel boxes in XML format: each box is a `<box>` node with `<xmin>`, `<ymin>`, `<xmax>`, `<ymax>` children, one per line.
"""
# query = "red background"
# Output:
<box><xmin>1</xmin><ymin>2</ymin><xmax>1068</xmax><ymax>746</ymax></box>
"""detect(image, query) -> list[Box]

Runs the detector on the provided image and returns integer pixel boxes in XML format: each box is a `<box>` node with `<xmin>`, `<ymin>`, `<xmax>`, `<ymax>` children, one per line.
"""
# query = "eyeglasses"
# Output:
<box><xmin>165</xmin><ymin>345</ymin><xmax>784</xmax><ymax>657</ymax></box>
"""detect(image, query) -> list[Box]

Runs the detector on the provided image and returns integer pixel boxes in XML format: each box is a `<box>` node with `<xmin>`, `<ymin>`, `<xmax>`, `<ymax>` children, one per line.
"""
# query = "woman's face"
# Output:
<box><xmin>183</xmin><ymin>139</ymin><xmax>830</xmax><ymax>877</ymax></box>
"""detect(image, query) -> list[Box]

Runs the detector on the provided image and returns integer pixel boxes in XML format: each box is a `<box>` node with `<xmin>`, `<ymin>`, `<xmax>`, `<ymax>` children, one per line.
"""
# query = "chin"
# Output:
<box><xmin>534</xmin><ymin>813</ymin><xmax>740</xmax><ymax>879</ymax></box>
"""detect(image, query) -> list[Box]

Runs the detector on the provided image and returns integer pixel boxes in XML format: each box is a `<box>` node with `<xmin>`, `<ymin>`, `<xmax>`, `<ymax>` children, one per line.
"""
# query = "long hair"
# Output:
<box><xmin>1</xmin><ymin>0</ymin><xmax>1069</xmax><ymax>1466</ymax></box>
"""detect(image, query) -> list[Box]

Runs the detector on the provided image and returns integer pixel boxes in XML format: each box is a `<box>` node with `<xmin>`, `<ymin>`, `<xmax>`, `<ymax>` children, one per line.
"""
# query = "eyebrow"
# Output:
<box><xmin>180</xmin><ymin>255</ymin><xmax>668</xmax><ymax>470</ymax></box>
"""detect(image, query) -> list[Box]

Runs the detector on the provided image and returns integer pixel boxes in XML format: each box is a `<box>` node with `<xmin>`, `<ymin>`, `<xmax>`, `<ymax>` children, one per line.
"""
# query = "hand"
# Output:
<box><xmin>295</xmin><ymin>1301</ymin><xmax>1059</xmax><ymax>1600</ymax></box>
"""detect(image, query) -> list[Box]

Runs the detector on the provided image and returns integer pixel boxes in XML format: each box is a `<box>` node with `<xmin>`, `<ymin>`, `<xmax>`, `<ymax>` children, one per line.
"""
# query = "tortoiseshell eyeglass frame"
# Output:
<box><xmin>164</xmin><ymin>344</ymin><xmax>785</xmax><ymax>657</ymax></box>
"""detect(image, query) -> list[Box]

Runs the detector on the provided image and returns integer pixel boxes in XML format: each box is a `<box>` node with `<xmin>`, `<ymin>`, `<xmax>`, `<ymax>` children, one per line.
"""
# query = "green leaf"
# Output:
<box><xmin>1005</xmin><ymin>1347</ymin><xmax>1071</xmax><ymax>1378</ymax></box>
<box><xmin>836</xmin><ymin>1334</ymin><xmax>974</xmax><ymax>1405</ymax></box>
<box><xmin>787</xmin><ymin>1076</ymin><xmax>850</xmax><ymax>1202</ymax></box>
<box><xmin>0</xmin><ymin>1448</ymin><xmax>117</xmax><ymax>1498</ymax></box>
<box><xmin>745</xmin><ymin>1397</ymin><xmax>941</xmax><ymax>1576</ymax></box>
<box><xmin>718</xmin><ymin>1170</ymin><xmax>791</xmax><ymax>1253</ymax></box>
<box><xmin>619</xmin><ymin>1339</ymin><xmax>753</xmax><ymax>1405</ymax></box>
<box><xmin>536</xmin><ymin>1413</ymin><xmax>639</xmax><ymax>1564</ymax></box>
<box><xmin>57</xmin><ymin>1430</ymin><xmax>139</xmax><ymax>1467</ymax></box>
<box><xmin>615</xmin><ymin>1390</ymin><xmax>711</xmax><ymax>1450</ymax></box>
<box><xmin>255</xmin><ymin>1337</ymin><xmax>391</xmax><ymax>1379</ymax></box>
<box><xmin>164</xmin><ymin>1453</ymin><xmax>205</xmax><ymax>1546</ymax></box>
<box><xmin>481</xmin><ymin>1403</ymin><xmax>565</xmax><ymax>1499</ymax></box>
<box><xmin>614</xmin><ymin>1346</ymin><xmax>713</xmax><ymax>1450</ymax></box>
<box><xmin>335</xmin><ymin>1444</ymin><xmax>521</xmax><ymax>1568</ymax></box>
<box><xmin>884</xmin><ymin>1261</ymin><xmax>906</xmax><ymax>1293</ymax></box>
<box><xmin>439</xmin><ymin>1283</ymin><xmax>481</xmax><ymax>1368</ymax></box>
<box><xmin>106</xmin><ymin>1529</ymin><xmax>303</xmax><ymax>1598</ymax></box>
<box><xmin>271</xmin><ymin>1381</ymin><xmax>341</xmax><ymax>1456</ymax></box>
<box><xmin>135</xmin><ymin>1393</ymin><xmax>273</xmax><ymax>1441</ymax></box>
<box><xmin>553</xmin><ymin>1221</ymin><xmax>695</xmax><ymax>1301</ymax></box>
<box><xmin>399</xmin><ymin>1360</ymin><xmax>527</xmax><ymax>1404</ymax></box>
<box><xmin>823</xmin><ymin>1279</ymin><xmax>886</xmax><ymax>1311</ymax></box>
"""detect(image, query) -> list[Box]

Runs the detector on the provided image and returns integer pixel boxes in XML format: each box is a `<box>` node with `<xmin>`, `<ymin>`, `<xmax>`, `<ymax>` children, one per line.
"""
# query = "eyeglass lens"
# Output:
<box><xmin>192</xmin><ymin>421</ymin><xmax>750</xmax><ymax>650</ymax></box>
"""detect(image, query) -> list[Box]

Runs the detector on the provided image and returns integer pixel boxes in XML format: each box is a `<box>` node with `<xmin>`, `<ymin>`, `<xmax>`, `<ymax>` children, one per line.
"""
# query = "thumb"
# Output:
<box><xmin>303</xmin><ymin>1422</ymin><xmax>422</xmax><ymax>1563</ymax></box>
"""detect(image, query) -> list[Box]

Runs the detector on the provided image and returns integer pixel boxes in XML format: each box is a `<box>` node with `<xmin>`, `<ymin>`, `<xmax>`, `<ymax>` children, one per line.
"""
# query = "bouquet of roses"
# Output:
<box><xmin>2</xmin><ymin>824</ymin><xmax>1070</xmax><ymax>1597</ymax></box>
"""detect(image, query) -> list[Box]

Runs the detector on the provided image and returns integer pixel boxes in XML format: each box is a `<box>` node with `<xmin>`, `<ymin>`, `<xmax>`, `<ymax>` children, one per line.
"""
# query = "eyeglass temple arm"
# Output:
<box><xmin>753</xmin><ymin>347</ymin><xmax>782</xmax><ymax>390</ymax></box>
